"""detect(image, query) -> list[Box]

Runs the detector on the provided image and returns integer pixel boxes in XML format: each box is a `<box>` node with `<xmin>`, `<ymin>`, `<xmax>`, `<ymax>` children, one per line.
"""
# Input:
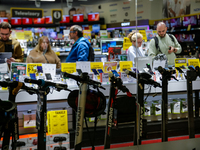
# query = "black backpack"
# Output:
<box><xmin>88</xmin><ymin>46</ymin><xmax>95</xmax><ymax>61</ymax></box>
<box><xmin>154</xmin><ymin>34</ymin><xmax>175</xmax><ymax>53</ymax></box>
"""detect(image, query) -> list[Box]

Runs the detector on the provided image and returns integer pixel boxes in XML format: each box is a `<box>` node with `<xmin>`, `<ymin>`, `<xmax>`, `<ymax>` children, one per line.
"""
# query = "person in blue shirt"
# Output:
<box><xmin>66</xmin><ymin>25</ymin><xmax>90</xmax><ymax>62</ymax></box>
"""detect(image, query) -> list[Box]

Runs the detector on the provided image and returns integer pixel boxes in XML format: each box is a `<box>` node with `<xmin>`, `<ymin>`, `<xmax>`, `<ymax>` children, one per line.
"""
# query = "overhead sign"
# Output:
<box><xmin>11</xmin><ymin>7</ymin><xmax>43</xmax><ymax>18</ymax></box>
<box><xmin>52</xmin><ymin>9</ymin><xmax>63</xmax><ymax>24</ymax></box>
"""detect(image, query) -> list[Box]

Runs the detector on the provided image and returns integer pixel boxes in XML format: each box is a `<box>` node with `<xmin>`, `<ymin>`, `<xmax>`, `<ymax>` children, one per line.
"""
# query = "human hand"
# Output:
<box><xmin>168</xmin><ymin>46</ymin><xmax>177</xmax><ymax>54</ymax></box>
<box><xmin>6</xmin><ymin>57</ymin><xmax>15</xmax><ymax>64</ymax></box>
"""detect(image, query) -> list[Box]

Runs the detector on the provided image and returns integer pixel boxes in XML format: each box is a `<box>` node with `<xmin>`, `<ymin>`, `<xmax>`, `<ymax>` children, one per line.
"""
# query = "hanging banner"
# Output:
<box><xmin>11</xmin><ymin>7</ymin><xmax>43</xmax><ymax>18</ymax></box>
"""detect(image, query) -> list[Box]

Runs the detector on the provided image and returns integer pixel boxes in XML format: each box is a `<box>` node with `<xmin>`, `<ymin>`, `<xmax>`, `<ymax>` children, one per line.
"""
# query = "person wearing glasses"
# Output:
<box><xmin>66</xmin><ymin>25</ymin><xmax>90</xmax><ymax>62</ymax></box>
<box><xmin>127</xmin><ymin>32</ymin><xmax>145</xmax><ymax>66</ymax></box>
<box><xmin>0</xmin><ymin>22</ymin><xmax>23</xmax><ymax>64</ymax></box>
<box><xmin>26</xmin><ymin>36</ymin><xmax>61</xmax><ymax>68</ymax></box>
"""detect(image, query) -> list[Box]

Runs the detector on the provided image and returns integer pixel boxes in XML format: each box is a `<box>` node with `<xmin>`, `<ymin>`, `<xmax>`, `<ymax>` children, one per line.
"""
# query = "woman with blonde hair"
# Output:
<box><xmin>127</xmin><ymin>32</ymin><xmax>145</xmax><ymax>66</ymax></box>
<box><xmin>26</xmin><ymin>36</ymin><xmax>61</xmax><ymax>68</ymax></box>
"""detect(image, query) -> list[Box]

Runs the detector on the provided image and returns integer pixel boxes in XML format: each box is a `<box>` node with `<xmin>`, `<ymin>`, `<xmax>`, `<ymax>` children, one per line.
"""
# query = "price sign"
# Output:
<box><xmin>139</xmin><ymin>30</ymin><xmax>147</xmax><ymax>42</ymax></box>
<box><xmin>174</xmin><ymin>58</ymin><xmax>187</xmax><ymax>67</ymax></box>
<box><xmin>27</xmin><ymin>63</ymin><xmax>42</xmax><ymax>75</ymax></box>
<box><xmin>188</xmin><ymin>59</ymin><xmax>199</xmax><ymax>67</ymax></box>
<box><xmin>119</xmin><ymin>61</ymin><xmax>133</xmax><ymax>72</ymax></box>
<box><xmin>100</xmin><ymin>73</ymin><xmax>109</xmax><ymax>83</ymax></box>
<box><xmin>90</xmin><ymin>62</ymin><xmax>103</xmax><ymax>71</ymax></box>
<box><xmin>123</xmin><ymin>37</ymin><xmax>132</xmax><ymax>50</ymax></box>
<box><xmin>120</xmin><ymin>72</ymin><xmax>128</xmax><ymax>82</ymax></box>
<box><xmin>61</xmin><ymin>63</ymin><xmax>76</xmax><ymax>73</ymax></box>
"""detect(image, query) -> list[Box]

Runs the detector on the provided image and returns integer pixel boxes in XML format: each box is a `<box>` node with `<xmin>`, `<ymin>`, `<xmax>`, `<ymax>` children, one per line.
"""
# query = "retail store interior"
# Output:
<box><xmin>0</xmin><ymin>0</ymin><xmax>200</xmax><ymax>150</ymax></box>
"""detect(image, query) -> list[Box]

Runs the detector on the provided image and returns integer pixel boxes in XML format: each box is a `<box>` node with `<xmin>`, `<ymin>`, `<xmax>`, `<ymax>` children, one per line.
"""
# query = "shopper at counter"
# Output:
<box><xmin>148</xmin><ymin>22</ymin><xmax>182</xmax><ymax>66</ymax></box>
<box><xmin>26</xmin><ymin>36</ymin><xmax>61</xmax><ymax>68</ymax></box>
<box><xmin>66</xmin><ymin>25</ymin><xmax>90</xmax><ymax>62</ymax></box>
<box><xmin>127</xmin><ymin>32</ymin><xmax>145</xmax><ymax>66</ymax></box>
<box><xmin>0</xmin><ymin>22</ymin><xmax>23</xmax><ymax>64</ymax></box>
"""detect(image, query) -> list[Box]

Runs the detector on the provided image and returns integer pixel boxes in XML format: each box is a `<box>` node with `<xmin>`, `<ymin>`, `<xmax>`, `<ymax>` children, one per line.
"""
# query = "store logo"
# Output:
<box><xmin>123</xmin><ymin>6</ymin><xmax>130</xmax><ymax>10</ymax></box>
<box><xmin>137</xmin><ymin>16</ymin><xmax>142</xmax><ymax>19</ymax></box>
<box><xmin>109</xmin><ymin>3</ymin><xmax>117</xmax><ymax>6</ymax></box>
<box><xmin>121</xmin><ymin>22</ymin><xmax>130</xmax><ymax>26</ymax></box>
<box><xmin>137</xmin><ymin>4</ymin><xmax>143</xmax><ymax>8</ymax></box>
<box><xmin>110</xmin><ymin>9</ymin><xmax>117</xmax><ymax>12</ymax></box>
<box><xmin>137</xmin><ymin>11</ymin><xmax>144</xmax><ymax>14</ymax></box>
<box><xmin>194</xmin><ymin>8</ymin><xmax>200</xmax><ymax>11</ymax></box>
<box><xmin>125</xmin><ymin>12</ymin><xmax>128</xmax><ymax>16</ymax></box>
<box><xmin>123</xmin><ymin>2</ymin><xmax>130</xmax><ymax>4</ymax></box>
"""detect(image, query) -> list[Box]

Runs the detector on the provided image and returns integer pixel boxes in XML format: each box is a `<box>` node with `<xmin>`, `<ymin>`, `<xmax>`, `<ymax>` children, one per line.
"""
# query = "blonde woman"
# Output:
<box><xmin>127</xmin><ymin>32</ymin><xmax>145</xmax><ymax>66</ymax></box>
<box><xmin>26</xmin><ymin>36</ymin><xmax>61</xmax><ymax>68</ymax></box>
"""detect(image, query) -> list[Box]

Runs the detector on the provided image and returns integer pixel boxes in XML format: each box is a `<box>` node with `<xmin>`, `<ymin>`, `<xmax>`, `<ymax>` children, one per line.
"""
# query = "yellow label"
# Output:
<box><xmin>153</xmin><ymin>30</ymin><xmax>157</xmax><ymax>34</ymax></box>
<box><xmin>55</xmin><ymin>52</ymin><xmax>60</xmax><ymax>56</ymax></box>
<box><xmin>188</xmin><ymin>59</ymin><xmax>199</xmax><ymax>67</ymax></box>
<box><xmin>27</xmin><ymin>63</ymin><xmax>42</xmax><ymax>75</ymax></box>
<box><xmin>61</xmin><ymin>63</ymin><xmax>76</xmax><ymax>73</ymax></box>
<box><xmin>175</xmin><ymin>58</ymin><xmax>187</xmax><ymax>67</ymax></box>
<box><xmin>47</xmin><ymin>110</ymin><xmax>68</xmax><ymax>135</ymax></box>
<box><xmin>90</xmin><ymin>62</ymin><xmax>103</xmax><ymax>71</ymax></box>
<box><xmin>187</xmin><ymin>24</ymin><xmax>191</xmax><ymax>31</ymax></box>
<box><xmin>16</xmin><ymin>32</ymin><xmax>25</xmax><ymax>40</ymax></box>
<box><xmin>24</xmin><ymin>31</ymin><xmax>33</xmax><ymax>41</ymax></box>
<box><xmin>101</xmin><ymin>24</ymin><xmax>107</xmax><ymax>29</ymax></box>
<box><xmin>2</xmin><ymin>87</ymin><xmax>8</xmax><ymax>90</ymax></box>
<box><xmin>119</xmin><ymin>61</ymin><xmax>133</xmax><ymax>72</ymax></box>
<box><xmin>123</xmin><ymin>37</ymin><xmax>132</xmax><ymax>50</ymax></box>
<box><xmin>139</xmin><ymin>30</ymin><xmax>147</xmax><ymax>42</ymax></box>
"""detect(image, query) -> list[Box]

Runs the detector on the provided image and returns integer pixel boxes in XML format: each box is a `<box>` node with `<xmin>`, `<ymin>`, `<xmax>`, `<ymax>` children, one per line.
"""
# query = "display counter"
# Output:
<box><xmin>1</xmin><ymin>79</ymin><xmax>199</xmax><ymax>103</ymax></box>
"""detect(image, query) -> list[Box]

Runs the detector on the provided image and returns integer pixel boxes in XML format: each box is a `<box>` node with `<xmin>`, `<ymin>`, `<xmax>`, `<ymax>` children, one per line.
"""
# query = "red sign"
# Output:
<box><xmin>22</xmin><ymin>18</ymin><xmax>32</xmax><ymax>25</ymax></box>
<box><xmin>33</xmin><ymin>18</ymin><xmax>45</xmax><ymax>24</ymax></box>
<box><xmin>11</xmin><ymin>18</ymin><xmax>22</xmax><ymax>25</ymax></box>
<box><xmin>45</xmin><ymin>16</ymin><xmax>52</xmax><ymax>24</ymax></box>
<box><xmin>0</xmin><ymin>18</ymin><xmax>8</xmax><ymax>23</ymax></box>
<box><xmin>88</xmin><ymin>13</ymin><xmax>99</xmax><ymax>21</ymax></box>
<box><xmin>60</xmin><ymin>15</ymin><xmax>70</xmax><ymax>23</ymax></box>
<box><xmin>73</xmin><ymin>14</ymin><xmax>84</xmax><ymax>22</ymax></box>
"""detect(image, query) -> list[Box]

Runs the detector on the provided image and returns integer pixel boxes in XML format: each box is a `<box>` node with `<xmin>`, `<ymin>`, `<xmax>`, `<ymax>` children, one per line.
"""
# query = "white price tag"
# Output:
<box><xmin>102</xmin><ymin>73</ymin><xmax>109</xmax><ymax>83</ymax></box>
<box><xmin>120</xmin><ymin>72</ymin><xmax>128</xmax><ymax>82</ymax></box>
<box><xmin>173</xmin><ymin>102</ymin><xmax>180</xmax><ymax>114</ymax></box>
<box><xmin>155</xmin><ymin>104</ymin><xmax>161</xmax><ymax>116</ymax></box>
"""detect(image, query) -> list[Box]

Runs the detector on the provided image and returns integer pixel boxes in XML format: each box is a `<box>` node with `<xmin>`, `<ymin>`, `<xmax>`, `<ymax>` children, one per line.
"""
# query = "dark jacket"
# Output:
<box><xmin>66</xmin><ymin>37</ymin><xmax>90</xmax><ymax>62</ymax></box>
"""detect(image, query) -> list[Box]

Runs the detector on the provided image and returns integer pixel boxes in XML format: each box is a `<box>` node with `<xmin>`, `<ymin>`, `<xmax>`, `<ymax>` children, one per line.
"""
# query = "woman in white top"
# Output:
<box><xmin>127</xmin><ymin>32</ymin><xmax>145</xmax><ymax>66</ymax></box>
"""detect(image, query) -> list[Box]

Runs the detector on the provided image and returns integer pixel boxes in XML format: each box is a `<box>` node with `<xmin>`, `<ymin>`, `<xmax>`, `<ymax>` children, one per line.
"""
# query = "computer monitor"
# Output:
<box><xmin>73</xmin><ymin>14</ymin><xmax>84</xmax><ymax>22</ymax></box>
<box><xmin>100</xmin><ymin>38</ymin><xmax>124</xmax><ymax>55</ymax></box>
<box><xmin>170</xmin><ymin>18</ymin><xmax>181</xmax><ymax>28</ymax></box>
<box><xmin>88</xmin><ymin>12</ymin><xmax>99</xmax><ymax>21</ymax></box>
<box><xmin>183</xmin><ymin>15</ymin><xmax>197</xmax><ymax>27</ymax></box>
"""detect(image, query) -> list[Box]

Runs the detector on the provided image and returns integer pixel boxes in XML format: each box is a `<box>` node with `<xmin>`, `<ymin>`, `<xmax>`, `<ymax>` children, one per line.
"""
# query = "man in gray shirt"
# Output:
<box><xmin>148</xmin><ymin>22</ymin><xmax>182</xmax><ymax>66</ymax></box>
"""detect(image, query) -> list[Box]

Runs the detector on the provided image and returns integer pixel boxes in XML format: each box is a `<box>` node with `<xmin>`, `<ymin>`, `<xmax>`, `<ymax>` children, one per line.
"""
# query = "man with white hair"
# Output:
<box><xmin>148</xmin><ymin>22</ymin><xmax>182</xmax><ymax>66</ymax></box>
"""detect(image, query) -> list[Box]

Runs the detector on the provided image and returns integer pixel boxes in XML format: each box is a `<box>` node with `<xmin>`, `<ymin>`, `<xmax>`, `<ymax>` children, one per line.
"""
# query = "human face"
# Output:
<box><xmin>0</xmin><ymin>28</ymin><xmax>11</xmax><ymax>41</ymax></box>
<box><xmin>132</xmin><ymin>37</ymin><xmax>143</xmax><ymax>48</ymax></box>
<box><xmin>41</xmin><ymin>38</ymin><xmax>49</xmax><ymax>51</ymax></box>
<box><xmin>157</xmin><ymin>25</ymin><xmax>167</xmax><ymax>38</ymax></box>
<box><xmin>69</xmin><ymin>28</ymin><xmax>76</xmax><ymax>40</ymax></box>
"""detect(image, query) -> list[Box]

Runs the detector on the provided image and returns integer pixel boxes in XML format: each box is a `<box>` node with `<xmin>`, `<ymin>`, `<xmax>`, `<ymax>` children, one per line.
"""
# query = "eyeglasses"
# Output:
<box><xmin>133</xmin><ymin>41</ymin><xmax>143</xmax><ymax>44</ymax></box>
<box><xmin>70</xmin><ymin>31</ymin><xmax>75</xmax><ymax>33</ymax></box>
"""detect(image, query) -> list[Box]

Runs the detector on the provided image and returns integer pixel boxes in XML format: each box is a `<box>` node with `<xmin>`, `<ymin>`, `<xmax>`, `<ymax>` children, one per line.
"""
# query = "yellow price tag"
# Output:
<box><xmin>47</xmin><ymin>110</ymin><xmax>68</xmax><ymax>134</ymax></box>
<box><xmin>119</xmin><ymin>61</ymin><xmax>133</xmax><ymax>72</ymax></box>
<box><xmin>187</xmin><ymin>24</ymin><xmax>191</xmax><ymax>31</ymax></box>
<box><xmin>139</xmin><ymin>30</ymin><xmax>147</xmax><ymax>42</ymax></box>
<box><xmin>27</xmin><ymin>63</ymin><xmax>42</xmax><ymax>75</ymax></box>
<box><xmin>90</xmin><ymin>62</ymin><xmax>103</xmax><ymax>71</ymax></box>
<box><xmin>123</xmin><ymin>37</ymin><xmax>132</xmax><ymax>50</ymax></box>
<box><xmin>188</xmin><ymin>59</ymin><xmax>199</xmax><ymax>67</ymax></box>
<box><xmin>175</xmin><ymin>58</ymin><xmax>187</xmax><ymax>67</ymax></box>
<box><xmin>61</xmin><ymin>63</ymin><xmax>76</xmax><ymax>73</ymax></box>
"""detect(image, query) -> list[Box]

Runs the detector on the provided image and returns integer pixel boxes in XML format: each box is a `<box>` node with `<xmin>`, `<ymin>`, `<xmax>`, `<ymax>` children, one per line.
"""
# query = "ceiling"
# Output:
<box><xmin>0</xmin><ymin>0</ymin><xmax>123</xmax><ymax>6</ymax></box>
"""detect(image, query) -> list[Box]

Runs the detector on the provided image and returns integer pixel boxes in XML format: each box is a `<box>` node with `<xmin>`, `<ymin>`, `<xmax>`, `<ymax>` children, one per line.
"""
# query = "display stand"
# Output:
<box><xmin>158</xmin><ymin>66</ymin><xmax>177</xmax><ymax>142</ymax></box>
<box><xmin>24</xmin><ymin>79</ymin><xmax>69</xmax><ymax>150</ymax></box>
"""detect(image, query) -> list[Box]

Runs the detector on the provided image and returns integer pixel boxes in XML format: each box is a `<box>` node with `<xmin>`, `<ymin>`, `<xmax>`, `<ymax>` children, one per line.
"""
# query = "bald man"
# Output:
<box><xmin>148</xmin><ymin>22</ymin><xmax>182</xmax><ymax>66</ymax></box>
